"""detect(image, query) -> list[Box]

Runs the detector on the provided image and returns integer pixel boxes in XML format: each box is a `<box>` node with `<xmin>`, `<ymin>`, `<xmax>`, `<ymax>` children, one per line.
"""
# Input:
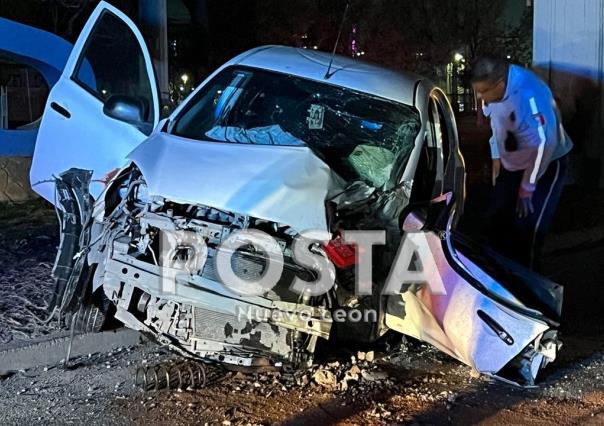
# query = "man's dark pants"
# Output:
<box><xmin>487</xmin><ymin>155</ymin><xmax>568</xmax><ymax>270</ymax></box>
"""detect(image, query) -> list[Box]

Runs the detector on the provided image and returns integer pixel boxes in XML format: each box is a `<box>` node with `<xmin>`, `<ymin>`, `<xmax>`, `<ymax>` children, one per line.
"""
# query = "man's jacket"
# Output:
<box><xmin>483</xmin><ymin>65</ymin><xmax>573</xmax><ymax>195</ymax></box>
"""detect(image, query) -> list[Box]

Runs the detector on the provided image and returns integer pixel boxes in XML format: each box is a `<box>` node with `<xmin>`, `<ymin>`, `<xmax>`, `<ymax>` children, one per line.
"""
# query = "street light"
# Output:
<box><xmin>181</xmin><ymin>74</ymin><xmax>189</xmax><ymax>85</ymax></box>
<box><xmin>454</xmin><ymin>52</ymin><xmax>464</xmax><ymax>62</ymax></box>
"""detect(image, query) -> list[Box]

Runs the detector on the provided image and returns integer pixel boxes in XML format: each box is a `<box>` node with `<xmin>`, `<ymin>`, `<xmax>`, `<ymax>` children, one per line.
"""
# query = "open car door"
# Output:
<box><xmin>30</xmin><ymin>1</ymin><xmax>159</xmax><ymax>202</ymax></box>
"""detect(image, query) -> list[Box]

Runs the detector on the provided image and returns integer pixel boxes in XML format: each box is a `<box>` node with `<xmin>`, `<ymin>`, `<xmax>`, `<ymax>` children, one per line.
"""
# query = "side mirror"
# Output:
<box><xmin>103</xmin><ymin>94</ymin><xmax>147</xmax><ymax>125</ymax></box>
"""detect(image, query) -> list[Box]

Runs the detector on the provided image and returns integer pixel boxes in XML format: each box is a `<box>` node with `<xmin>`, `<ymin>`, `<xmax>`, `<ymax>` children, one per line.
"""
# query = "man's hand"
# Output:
<box><xmin>492</xmin><ymin>159</ymin><xmax>501</xmax><ymax>186</ymax></box>
<box><xmin>516</xmin><ymin>192</ymin><xmax>535</xmax><ymax>218</ymax></box>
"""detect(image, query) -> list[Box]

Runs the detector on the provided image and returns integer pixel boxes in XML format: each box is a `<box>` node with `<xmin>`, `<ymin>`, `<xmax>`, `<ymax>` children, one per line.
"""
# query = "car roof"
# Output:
<box><xmin>227</xmin><ymin>45</ymin><xmax>422</xmax><ymax>106</ymax></box>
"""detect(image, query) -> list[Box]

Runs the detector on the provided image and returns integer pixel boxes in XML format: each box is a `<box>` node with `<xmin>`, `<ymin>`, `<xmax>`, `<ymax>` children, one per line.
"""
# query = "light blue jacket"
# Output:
<box><xmin>483</xmin><ymin>65</ymin><xmax>573</xmax><ymax>194</ymax></box>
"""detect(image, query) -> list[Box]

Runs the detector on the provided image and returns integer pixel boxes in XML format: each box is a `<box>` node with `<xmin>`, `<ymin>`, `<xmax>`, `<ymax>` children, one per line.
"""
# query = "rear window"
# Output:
<box><xmin>172</xmin><ymin>67</ymin><xmax>421</xmax><ymax>188</ymax></box>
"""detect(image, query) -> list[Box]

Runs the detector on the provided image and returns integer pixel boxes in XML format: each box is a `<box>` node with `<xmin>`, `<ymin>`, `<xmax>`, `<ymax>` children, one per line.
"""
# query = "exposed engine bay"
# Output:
<box><xmin>53</xmin><ymin>164</ymin><xmax>401</xmax><ymax>371</ymax></box>
<box><xmin>89</xmin><ymin>170</ymin><xmax>332</xmax><ymax>369</ymax></box>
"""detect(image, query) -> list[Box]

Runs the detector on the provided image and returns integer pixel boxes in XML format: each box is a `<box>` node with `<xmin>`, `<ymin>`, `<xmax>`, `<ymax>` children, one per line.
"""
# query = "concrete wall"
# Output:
<box><xmin>533</xmin><ymin>0</ymin><xmax>604</xmax><ymax>187</ymax></box>
<box><xmin>0</xmin><ymin>129</ymin><xmax>37</xmax><ymax>201</ymax></box>
<box><xmin>0</xmin><ymin>157</ymin><xmax>36</xmax><ymax>202</ymax></box>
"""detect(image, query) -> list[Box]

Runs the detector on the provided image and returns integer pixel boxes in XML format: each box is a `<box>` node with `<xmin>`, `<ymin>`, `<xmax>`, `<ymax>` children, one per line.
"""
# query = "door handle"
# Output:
<box><xmin>50</xmin><ymin>102</ymin><xmax>71</xmax><ymax>118</ymax></box>
<box><xmin>477</xmin><ymin>310</ymin><xmax>514</xmax><ymax>345</ymax></box>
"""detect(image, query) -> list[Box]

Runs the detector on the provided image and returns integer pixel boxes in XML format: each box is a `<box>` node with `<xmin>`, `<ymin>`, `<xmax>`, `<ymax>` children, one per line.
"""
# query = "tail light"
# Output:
<box><xmin>323</xmin><ymin>235</ymin><xmax>356</xmax><ymax>268</ymax></box>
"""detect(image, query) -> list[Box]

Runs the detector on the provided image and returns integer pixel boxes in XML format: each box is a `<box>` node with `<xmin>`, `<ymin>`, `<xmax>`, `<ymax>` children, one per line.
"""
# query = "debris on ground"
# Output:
<box><xmin>312</xmin><ymin>369</ymin><xmax>337</xmax><ymax>389</ymax></box>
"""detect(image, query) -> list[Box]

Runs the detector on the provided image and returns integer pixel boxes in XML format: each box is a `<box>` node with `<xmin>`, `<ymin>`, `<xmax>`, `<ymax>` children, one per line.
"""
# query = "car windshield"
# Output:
<box><xmin>172</xmin><ymin>66</ymin><xmax>421</xmax><ymax>188</ymax></box>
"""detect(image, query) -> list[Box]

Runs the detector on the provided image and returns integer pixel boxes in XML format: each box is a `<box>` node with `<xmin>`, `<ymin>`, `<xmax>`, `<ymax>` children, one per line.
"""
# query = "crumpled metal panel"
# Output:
<box><xmin>385</xmin><ymin>227</ymin><xmax>550</xmax><ymax>377</ymax></box>
<box><xmin>127</xmin><ymin>132</ymin><xmax>341</xmax><ymax>232</ymax></box>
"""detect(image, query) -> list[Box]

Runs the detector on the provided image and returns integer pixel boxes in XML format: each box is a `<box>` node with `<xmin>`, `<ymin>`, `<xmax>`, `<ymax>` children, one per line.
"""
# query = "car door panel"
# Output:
<box><xmin>385</xmin><ymin>238</ymin><xmax>549</xmax><ymax>374</ymax></box>
<box><xmin>30</xmin><ymin>1</ymin><xmax>159</xmax><ymax>202</ymax></box>
<box><xmin>387</xmin><ymin>199</ymin><xmax>560</xmax><ymax>385</ymax></box>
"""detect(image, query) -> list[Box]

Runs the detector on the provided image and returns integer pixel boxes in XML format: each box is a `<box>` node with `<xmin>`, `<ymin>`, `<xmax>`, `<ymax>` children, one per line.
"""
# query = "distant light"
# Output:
<box><xmin>181</xmin><ymin>74</ymin><xmax>189</xmax><ymax>84</ymax></box>
<box><xmin>179</xmin><ymin>85</ymin><xmax>184</xmax><ymax>92</ymax></box>
<box><xmin>360</xmin><ymin>51</ymin><xmax>365</xmax><ymax>55</ymax></box>
<box><xmin>312</xmin><ymin>45</ymin><xmax>318</xmax><ymax>50</ymax></box>
<box><xmin>506</xmin><ymin>55</ymin><xmax>511</xmax><ymax>59</ymax></box>
<box><xmin>454</xmin><ymin>53</ymin><xmax>464</xmax><ymax>62</ymax></box>
<box><xmin>101</xmin><ymin>89</ymin><xmax>107</xmax><ymax>95</ymax></box>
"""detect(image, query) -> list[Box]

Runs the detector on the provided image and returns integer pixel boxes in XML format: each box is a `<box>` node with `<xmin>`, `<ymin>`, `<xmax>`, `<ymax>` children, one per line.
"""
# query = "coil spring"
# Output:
<box><xmin>135</xmin><ymin>360</ymin><xmax>209</xmax><ymax>391</ymax></box>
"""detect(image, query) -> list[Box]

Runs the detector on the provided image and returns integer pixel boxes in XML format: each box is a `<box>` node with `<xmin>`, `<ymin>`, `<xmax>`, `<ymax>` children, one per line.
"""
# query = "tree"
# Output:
<box><xmin>504</xmin><ymin>6</ymin><xmax>533</xmax><ymax>66</ymax></box>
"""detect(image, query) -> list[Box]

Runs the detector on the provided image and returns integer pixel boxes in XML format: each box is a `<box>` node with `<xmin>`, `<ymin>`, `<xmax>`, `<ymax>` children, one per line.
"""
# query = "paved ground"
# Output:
<box><xmin>1</xmin><ymin>119</ymin><xmax>603</xmax><ymax>425</ymax></box>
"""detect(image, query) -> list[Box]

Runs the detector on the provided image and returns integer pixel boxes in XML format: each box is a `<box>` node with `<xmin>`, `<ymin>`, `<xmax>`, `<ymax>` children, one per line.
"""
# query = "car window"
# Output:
<box><xmin>71</xmin><ymin>10</ymin><xmax>154</xmax><ymax>124</ymax></box>
<box><xmin>172</xmin><ymin>66</ymin><xmax>421</xmax><ymax>188</ymax></box>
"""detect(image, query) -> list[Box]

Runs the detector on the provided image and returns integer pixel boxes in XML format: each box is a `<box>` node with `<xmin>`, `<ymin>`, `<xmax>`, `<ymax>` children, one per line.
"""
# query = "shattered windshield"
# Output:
<box><xmin>172</xmin><ymin>66</ymin><xmax>421</xmax><ymax>188</ymax></box>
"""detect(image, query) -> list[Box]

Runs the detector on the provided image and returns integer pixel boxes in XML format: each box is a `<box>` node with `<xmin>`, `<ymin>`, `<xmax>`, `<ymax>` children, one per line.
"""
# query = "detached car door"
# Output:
<box><xmin>30</xmin><ymin>1</ymin><xmax>159</xmax><ymax>202</ymax></box>
<box><xmin>386</xmin><ymin>203</ymin><xmax>561</xmax><ymax>386</ymax></box>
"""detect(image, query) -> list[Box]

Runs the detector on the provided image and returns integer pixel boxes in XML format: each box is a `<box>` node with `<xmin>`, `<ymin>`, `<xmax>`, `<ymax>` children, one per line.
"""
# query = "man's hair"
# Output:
<box><xmin>471</xmin><ymin>56</ymin><xmax>510</xmax><ymax>84</ymax></box>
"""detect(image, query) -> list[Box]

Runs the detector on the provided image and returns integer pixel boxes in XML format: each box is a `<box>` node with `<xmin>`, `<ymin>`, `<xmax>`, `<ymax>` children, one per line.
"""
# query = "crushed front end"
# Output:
<box><xmin>85</xmin><ymin>166</ymin><xmax>333</xmax><ymax>369</ymax></box>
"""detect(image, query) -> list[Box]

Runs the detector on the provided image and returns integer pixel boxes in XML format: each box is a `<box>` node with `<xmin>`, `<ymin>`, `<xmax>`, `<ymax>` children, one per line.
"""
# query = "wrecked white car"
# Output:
<box><xmin>30</xmin><ymin>2</ymin><xmax>562</xmax><ymax>386</ymax></box>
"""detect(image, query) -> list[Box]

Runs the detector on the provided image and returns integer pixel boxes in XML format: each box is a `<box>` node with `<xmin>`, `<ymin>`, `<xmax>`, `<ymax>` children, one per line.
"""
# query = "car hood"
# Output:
<box><xmin>127</xmin><ymin>132</ymin><xmax>341</xmax><ymax>232</ymax></box>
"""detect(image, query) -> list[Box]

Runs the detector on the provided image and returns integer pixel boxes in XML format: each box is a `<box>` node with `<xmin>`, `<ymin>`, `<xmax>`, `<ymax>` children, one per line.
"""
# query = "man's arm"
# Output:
<box><xmin>484</xmin><ymin>101</ymin><xmax>502</xmax><ymax>186</ymax></box>
<box><xmin>489</xmin><ymin>135</ymin><xmax>501</xmax><ymax>186</ymax></box>
<box><xmin>516</xmin><ymin>95</ymin><xmax>556</xmax><ymax>217</ymax></box>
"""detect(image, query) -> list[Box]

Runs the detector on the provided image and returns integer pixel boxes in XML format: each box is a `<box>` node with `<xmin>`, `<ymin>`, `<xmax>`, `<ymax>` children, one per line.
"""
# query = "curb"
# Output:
<box><xmin>0</xmin><ymin>329</ymin><xmax>142</xmax><ymax>373</ymax></box>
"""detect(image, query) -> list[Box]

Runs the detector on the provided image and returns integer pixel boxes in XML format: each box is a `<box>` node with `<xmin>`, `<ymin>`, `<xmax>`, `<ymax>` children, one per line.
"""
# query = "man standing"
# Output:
<box><xmin>471</xmin><ymin>57</ymin><xmax>573</xmax><ymax>270</ymax></box>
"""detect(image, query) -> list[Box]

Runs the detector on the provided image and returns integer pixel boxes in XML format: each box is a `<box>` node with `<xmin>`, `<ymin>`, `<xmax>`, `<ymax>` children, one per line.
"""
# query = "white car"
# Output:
<box><xmin>30</xmin><ymin>2</ymin><xmax>562</xmax><ymax>386</ymax></box>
